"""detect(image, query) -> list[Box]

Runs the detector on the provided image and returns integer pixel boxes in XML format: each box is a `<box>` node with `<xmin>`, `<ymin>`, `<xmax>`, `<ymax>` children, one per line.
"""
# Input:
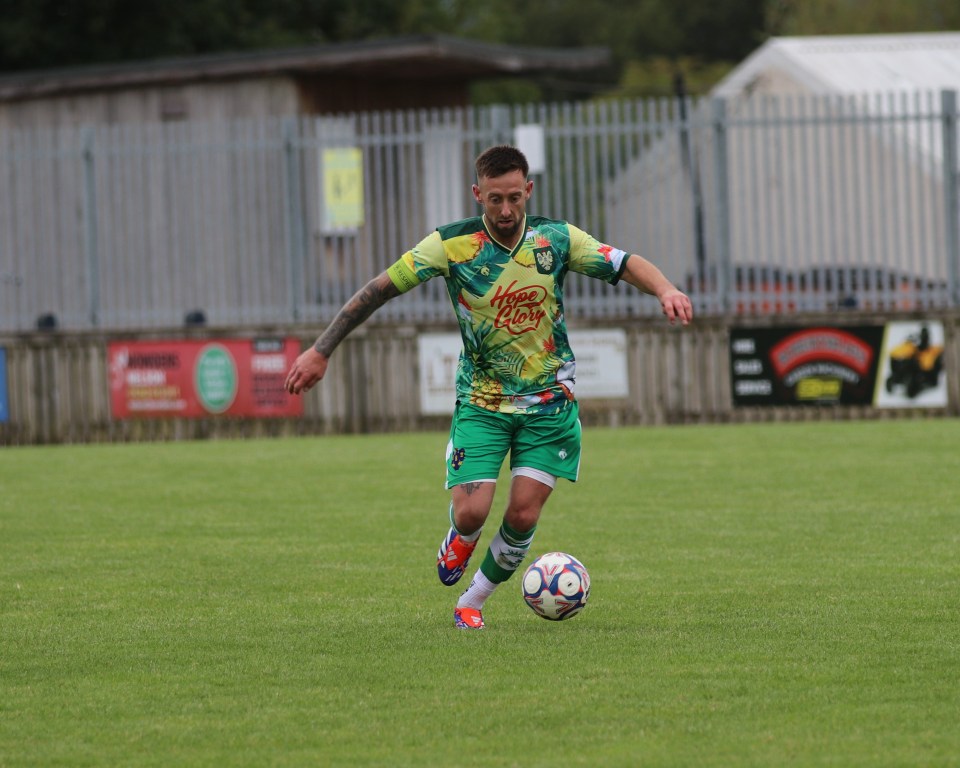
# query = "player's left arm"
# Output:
<box><xmin>621</xmin><ymin>254</ymin><xmax>693</xmax><ymax>326</ymax></box>
<box><xmin>566</xmin><ymin>225</ymin><xmax>692</xmax><ymax>326</ymax></box>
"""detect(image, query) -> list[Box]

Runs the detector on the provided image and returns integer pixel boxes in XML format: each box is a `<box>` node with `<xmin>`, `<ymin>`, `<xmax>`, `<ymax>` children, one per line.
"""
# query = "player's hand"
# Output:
<box><xmin>285</xmin><ymin>347</ymin><xmax>329</xmax><ymax>394</ymax></box>
<box><xmin>658</xmin><ymin>288</ymin><xmax>693</xmax><ymax>326</ymax></box>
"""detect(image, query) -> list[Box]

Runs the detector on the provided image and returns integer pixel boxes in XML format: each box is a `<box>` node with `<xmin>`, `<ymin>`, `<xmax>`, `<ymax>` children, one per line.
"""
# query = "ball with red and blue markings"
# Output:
<box><xmin>521</xmin><ymin>552</ymin><xmax>590</xmax><ymax>621</ymax></box>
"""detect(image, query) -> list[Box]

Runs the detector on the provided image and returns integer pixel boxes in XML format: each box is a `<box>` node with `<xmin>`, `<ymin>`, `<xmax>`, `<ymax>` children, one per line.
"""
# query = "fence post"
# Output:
<box><xmin>81</xmin><ymin>126</ymin><xmax>100</xmax><ymax>327</ymax></box>
<box><xmin>490</xmin><ymin>104</ymin><xmax>513</xmax><ymax>145</ymax></box>
<box><xmin>710</xmin><ymin>98</ymin><xmax>732</xmax><ymax>314</ymax></box>
<box><xmin>283</xmin><ymin>118</ymin><xmax>305</xmax><ymax>323</ymax></box>
<box><xmin>942</xmin><ymin>89</ymin><xmax>960</xmax><ymax>309</ymax></box>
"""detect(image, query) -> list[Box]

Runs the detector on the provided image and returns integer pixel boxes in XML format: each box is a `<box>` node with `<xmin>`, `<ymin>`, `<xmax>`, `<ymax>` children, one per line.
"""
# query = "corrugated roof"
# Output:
<box><xmin>713</xmin><ymin>32</ymin><xmax>960</xmax><ymax>97</ymax></box>
<box><xmin>0</xmin><ymin>34</ymin><xmax>611</xmax><ymax>102</ymax></box>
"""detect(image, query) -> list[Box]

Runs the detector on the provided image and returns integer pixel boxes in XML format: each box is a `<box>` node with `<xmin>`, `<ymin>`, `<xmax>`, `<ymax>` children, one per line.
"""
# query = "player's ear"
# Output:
<box><xmin>525</xmin><ymin>180</ymin><xmax>533</xmax><ymax>198</ymax></box>
<box><xmin>472</xmin><ymin>184</ymin><xmax>482</xmax><ymax>203</ymax></box>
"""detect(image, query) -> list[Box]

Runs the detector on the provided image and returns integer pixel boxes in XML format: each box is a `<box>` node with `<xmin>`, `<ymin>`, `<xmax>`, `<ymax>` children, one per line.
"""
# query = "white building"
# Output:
<box><xmin>608</xmin><ymin>33</ymin><xmax>960</xmax><ymax>313</ymax></box>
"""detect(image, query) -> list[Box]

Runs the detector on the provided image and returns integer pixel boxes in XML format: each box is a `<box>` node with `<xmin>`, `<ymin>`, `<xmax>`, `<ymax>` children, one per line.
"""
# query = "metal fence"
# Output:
<box><xmin>1</xmin><ymin>91</ymin><xmax>959</xmax><ymax>333</ymax></box>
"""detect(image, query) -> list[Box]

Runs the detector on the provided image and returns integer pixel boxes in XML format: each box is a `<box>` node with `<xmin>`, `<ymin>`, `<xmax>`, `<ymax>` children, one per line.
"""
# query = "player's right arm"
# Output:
<box><xmin>285</xmin><ymin>232</ymin><xmax>442</xmax><ymax>395</ymax></box>
<box><xmin>284</xmin><ymin>271</ymin><xmax>402</xmax><ymax>395</ymax></box>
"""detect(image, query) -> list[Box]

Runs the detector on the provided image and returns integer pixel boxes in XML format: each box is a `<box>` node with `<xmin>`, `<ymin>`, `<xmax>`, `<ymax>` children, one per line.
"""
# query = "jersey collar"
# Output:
<box><xmin>482</xmin><ymin>214</ymin><xmax>528</xmax><ymax>257</ymax></box>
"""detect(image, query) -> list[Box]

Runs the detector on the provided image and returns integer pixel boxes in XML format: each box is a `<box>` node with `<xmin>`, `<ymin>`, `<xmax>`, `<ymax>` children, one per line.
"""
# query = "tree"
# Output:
<box><xmin>765</xmin><ymin>0</ymin><xmax>960</xmax><ymax>36</ymax></box>
<box><xmin>0</xmin><ymin>0</ymin><xmax>464</xmax><ymax>72</ymax></box>
<box><xmin>2</xmin><ymin>0</ymin><xmax>957</xmax><ymax>97</ymax></box>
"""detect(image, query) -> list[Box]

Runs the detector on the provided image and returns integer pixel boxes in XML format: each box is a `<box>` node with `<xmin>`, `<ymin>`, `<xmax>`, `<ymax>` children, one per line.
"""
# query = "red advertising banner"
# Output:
<box><xmin>108</xmin><ymin>338</ymin><xmax>304</xmax><ymax>419</ymax></box>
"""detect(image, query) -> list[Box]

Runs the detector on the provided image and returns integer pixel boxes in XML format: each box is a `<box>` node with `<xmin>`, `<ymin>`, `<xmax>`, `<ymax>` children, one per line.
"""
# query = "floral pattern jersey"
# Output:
<box><xmin>386</xmin><ymin>215</ymin><xmax>630</xmax><ymax>414</ymax></box>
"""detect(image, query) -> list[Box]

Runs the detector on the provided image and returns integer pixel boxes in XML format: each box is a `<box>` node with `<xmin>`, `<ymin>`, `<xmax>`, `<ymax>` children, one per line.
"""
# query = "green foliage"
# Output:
<box><xmin>0</xmin><ymin>0</ymin><xmax>465</xmax><ymax>71</ymax></box>
<box><xmin>610</xmin><ymin>57</ymin><xmax>738</xmax><ymax>99</ymax></box>
<box><xmin>460</xmin><ymin>0</ymin><xmax>766</xmax><ymax>65</ymax></box>
<box><xmin>767</xmin><ymin>0</ymin><xmax>960</xmax><ymax>36</ymax></box>
<box><xmin>469</xmin><ymin>0</ymin><xmax>766</xmax><ymax>98</ymax></box>
<box><xmin>1</xmin><ymin>0</ymin><xmax>959</xmax><ymax>108</ymax></box>
<box><xmin>2</xmin><ymin>420</ymin><xmax>959</xmax><ymax>766</ymax></box>
<box><xmin>470</xmin><ymin>78</ymin><xmax>547</xmax><ymax>107</ymax></box>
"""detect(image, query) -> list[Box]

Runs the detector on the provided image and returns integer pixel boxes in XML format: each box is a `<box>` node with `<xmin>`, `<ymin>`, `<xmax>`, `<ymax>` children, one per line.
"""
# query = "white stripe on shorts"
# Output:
<box><xmin>511</xmin><ymin>466</ymin><xmax>557</xmax><ymax>489</ymax></box>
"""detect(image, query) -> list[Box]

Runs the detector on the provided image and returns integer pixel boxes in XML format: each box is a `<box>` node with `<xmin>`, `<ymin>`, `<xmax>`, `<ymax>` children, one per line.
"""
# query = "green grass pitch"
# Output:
<box><xmin>2</xmin><ymin>419</ymin><xmax>959</xmax><ymax>767</ymax></box>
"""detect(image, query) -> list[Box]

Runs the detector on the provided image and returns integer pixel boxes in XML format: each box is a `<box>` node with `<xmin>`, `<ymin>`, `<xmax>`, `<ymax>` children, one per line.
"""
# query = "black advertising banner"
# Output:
<box><xmin>731</xmin><ymin>325</ymin><xmax>885</xmax><ymax>406</ymax></box>
<box><xmin>730</xmin><ymin>322</ymin><xmax>948</xmax><ymax>407</ymax></box>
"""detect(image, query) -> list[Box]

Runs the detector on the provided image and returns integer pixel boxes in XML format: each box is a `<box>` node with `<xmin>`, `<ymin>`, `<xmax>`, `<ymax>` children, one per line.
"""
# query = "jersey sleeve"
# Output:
<box><xmin>386</xmin><ymin>230</ymin><xmax>448</xmax><ymax>293</ymax></box>
<box><xmin>567</xmin><ymin>224</ymin><xmax>630</xmax><ymax>285</ymax></box>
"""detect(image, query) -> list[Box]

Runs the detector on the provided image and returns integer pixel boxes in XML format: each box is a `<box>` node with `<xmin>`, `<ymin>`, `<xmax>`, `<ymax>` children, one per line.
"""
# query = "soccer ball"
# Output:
<box><xmin>521</xmin><ymin>552</ymin><xmax>591</xmax><ymax>621</ymax></box>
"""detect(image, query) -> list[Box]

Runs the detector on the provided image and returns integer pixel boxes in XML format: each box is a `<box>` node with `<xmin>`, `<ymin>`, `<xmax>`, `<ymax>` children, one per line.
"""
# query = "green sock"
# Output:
<box><xmin>478</xmin><ymin>520</ymin><xmax>536</xmax><ymax>584</ymax></box>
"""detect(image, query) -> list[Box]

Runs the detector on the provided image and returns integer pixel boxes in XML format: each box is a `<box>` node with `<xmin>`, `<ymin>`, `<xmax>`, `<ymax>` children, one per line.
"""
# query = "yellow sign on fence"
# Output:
<box><xmin>322</xmin><ymin>148</ymin><xmax>364</xmax><ymax>232</ymax></box>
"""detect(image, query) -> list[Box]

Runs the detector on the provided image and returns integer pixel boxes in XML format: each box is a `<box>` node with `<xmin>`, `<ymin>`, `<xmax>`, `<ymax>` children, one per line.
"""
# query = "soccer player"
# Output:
<box><xmin>285</xmin><ymin>145</ymin><xmax>692</xmax><ymax>629</ymax></box>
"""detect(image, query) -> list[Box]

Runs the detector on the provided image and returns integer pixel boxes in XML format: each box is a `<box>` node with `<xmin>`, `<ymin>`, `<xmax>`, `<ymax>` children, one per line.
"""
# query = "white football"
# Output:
<box><xmin>521</xmin><ymin>551</ymin><xmax>590</xmax><ymax>621</ymax></box>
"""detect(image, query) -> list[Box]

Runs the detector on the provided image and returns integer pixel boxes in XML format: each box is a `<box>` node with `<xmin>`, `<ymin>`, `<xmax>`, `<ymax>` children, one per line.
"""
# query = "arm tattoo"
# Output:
<box><xmin>313</xmin><ymin>275</ymin><xmax>401</xmax><ymax>357</ymax></box>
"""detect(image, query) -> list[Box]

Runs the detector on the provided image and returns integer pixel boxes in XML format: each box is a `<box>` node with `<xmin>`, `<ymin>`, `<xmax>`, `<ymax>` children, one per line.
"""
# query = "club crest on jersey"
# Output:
<box><xmin>533</xmin><ymin>245</ymin><xmax>556</xmax><ymax>274</ymax></box>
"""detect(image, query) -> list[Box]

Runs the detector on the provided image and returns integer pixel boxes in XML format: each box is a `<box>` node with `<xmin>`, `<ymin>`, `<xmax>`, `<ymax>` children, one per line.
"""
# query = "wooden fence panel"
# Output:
<box><xmin>1</xmin><ymin>312</ymin><xmax>958</xmax><ymax>446</ymax></box>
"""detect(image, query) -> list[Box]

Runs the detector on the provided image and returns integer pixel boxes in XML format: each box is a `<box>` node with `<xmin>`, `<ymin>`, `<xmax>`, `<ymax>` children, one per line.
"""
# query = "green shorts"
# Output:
<box><xmin>445</xmin><ymin>401</ymin><xmax>582</xmax><ymax>489</ymax></box>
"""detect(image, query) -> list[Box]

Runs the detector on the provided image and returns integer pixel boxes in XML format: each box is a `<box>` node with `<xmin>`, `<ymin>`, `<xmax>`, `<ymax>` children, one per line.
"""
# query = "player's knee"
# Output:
<box><xmin>504</xmin><ymin>504</ymin><xmax>541</xmax><ymax>534</ymax></box>
<box><xmin>450</xmin><ymin>481</ymin><xmax>496</xmax><ymax>534</ymax></box>
<box><xmin>452</xmin><ymin>498</ymin><xmax>492</xmax><ymax>534</ymax></box>
<box><xmin>454</xmin><ymin>507</ymin><xmax>488</xmax><ymax>534</ymax></box>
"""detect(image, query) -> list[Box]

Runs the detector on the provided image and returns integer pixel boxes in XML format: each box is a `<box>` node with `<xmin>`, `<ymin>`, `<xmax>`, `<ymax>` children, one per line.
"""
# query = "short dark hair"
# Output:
<box><xmin>475</xmin><ymin>145</ymin><xmax>529</xmax><ymax>181</ymax></box>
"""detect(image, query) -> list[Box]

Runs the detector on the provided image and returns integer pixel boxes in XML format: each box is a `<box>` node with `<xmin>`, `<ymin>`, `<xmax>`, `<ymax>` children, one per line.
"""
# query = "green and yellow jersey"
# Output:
<box><xmin>387</xmin><ymin>215</ymin><xmax>630</xmax><ymax>414</ymax></box>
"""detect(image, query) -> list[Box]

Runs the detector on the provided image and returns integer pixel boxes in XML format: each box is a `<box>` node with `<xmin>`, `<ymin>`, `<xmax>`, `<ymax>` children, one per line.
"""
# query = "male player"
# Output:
<box><xmin>285</xmin><ymin>145</ymin><xmax>692</xmax><ymax>629</ymax></box>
